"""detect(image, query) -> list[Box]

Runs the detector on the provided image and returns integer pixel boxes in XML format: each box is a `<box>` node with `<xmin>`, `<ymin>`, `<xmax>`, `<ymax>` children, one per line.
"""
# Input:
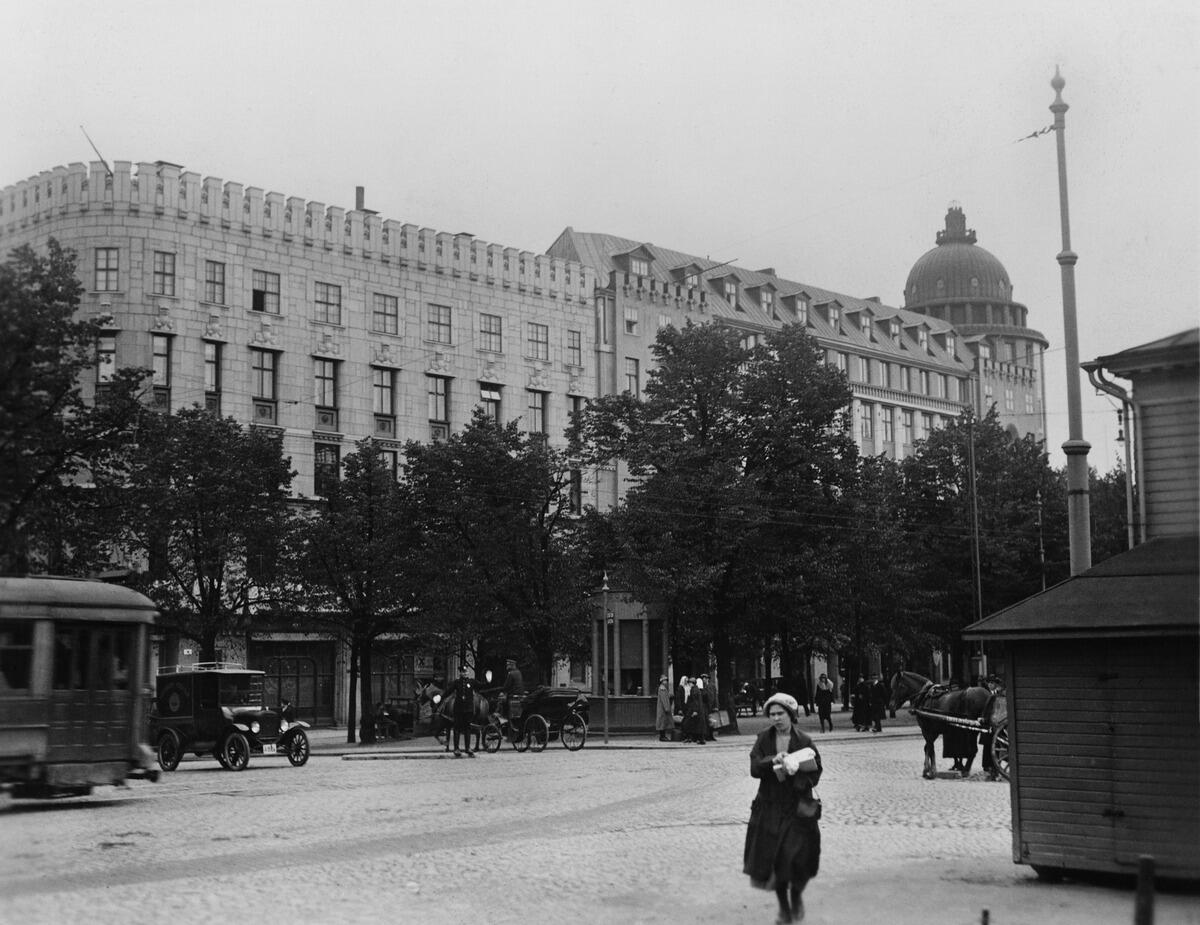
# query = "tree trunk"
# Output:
<box><xmin>714</xmin><ymin>629</ymin><xmax>738</xmax><ymax>735</ymax></box>
<box><xmin>359</xmin><ymin>628</ymin><xmax>376</xmax><ymax>744</ymax></box>
<box><xmin>200</xmin><ymin>628</ymin><xmax>219</xmax><ymax>663</ymax></box>
<box><xmin>346</xmin><ymin>636</ymin><xmax>359</xmax><ymax>744</ymax></box>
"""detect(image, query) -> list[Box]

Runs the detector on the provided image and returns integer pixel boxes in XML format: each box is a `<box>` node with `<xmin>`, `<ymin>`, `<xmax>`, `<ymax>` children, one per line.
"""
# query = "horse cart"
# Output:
<box><xmin>482</xmin><ymin>687</ymin><xmax>589</xmax><ymax>753</ymax></box>
<box><xmin>891</xmin><ymin>671</ymin><xmax>1010</xmax><ymax>781</ymax></box>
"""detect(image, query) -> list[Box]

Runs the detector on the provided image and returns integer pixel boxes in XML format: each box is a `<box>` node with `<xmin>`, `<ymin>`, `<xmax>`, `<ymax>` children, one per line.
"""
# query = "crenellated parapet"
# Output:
<box><xmin>0</xmin><ymin>160</ymin><xmax>595</xmax><ymax>302</ymax></box>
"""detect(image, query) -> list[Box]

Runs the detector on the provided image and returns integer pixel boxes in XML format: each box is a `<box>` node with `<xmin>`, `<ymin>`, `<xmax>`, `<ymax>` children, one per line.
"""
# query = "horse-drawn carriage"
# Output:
<box><xmin>482</xmin><ymin>686</ymin><xmax>589</xmax><ymax>753</ymax></box>
<box><xmin>890</xmin><ymin>671</ymin><xmax>1009</xmax><ymax>781</ymax></box>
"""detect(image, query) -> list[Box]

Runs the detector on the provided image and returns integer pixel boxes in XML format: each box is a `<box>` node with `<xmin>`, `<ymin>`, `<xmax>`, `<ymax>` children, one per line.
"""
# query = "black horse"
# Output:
<box><xmin>418</xmin><ymin>685</ymin><xmax>490</xmax><ymax>756</ymax></box>
<box><xmin>889</xmin><ymin>670</ymin><xmax>993</xmax><ymax>779</ymax></box>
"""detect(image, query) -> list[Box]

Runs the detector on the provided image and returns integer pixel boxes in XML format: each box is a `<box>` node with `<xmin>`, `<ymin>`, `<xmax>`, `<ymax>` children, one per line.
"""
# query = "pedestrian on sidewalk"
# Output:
<box><xmin>744</xmin><ymin>692</ymin><xmax>822</xmax><ymax>924</ymax></box>
<box><xmin>682</xmin><ymin>677</ymin><xmax>707</xmax><ymax>744</ymax></box>
<box><xmin>814</xmin><ymin>674</ymin><xmax>834</xmax><ymax>732</ymax></box>
<box><xmin>699</xmin><ymin>673</ymin><xmax>717</xmax><ymax>741</ymax></box>
<box><xmin>869</xmin><ymin>674</ymin><xmax>889</xmax><ymax>733</ymax></box>
<box><xmin>852</xmin><ymin>675</ymin><xmax>871</xmax><ymax>731</ymax></box>
<box><xmin>655</xmin><ymin>675</ymin><xmax>674</xmax><ymax>742</ymax></box>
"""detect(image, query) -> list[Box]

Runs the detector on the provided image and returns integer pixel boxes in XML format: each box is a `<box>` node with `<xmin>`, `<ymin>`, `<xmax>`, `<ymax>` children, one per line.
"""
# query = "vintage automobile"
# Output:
<box><xmin>149</xmin><ymin>663</ymin><xmax>309</xmax><ymax>771</ymax></box>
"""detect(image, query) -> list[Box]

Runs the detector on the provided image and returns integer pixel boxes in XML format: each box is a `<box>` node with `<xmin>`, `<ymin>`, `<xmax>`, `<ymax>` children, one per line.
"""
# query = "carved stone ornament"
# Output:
<box><xmin>316</xmin><ymin>332</ymin><xmax>342</xmax><ymax>357</ymax></box>
<box><xmin>482</xmin><ymin>359</ymin><xmax>502</xmax><ymax>381</ymax></box>
<box><xmin>151</xmin><ymin>304</ymin><xmax>175</xmax><ymax>333</ymax></box>
<box><xmin>373</xmin><ymin>342</ymin><xmax>399</xmax><ymax>367</ymax></box>
<box><xmin>427</xmin><ymin>352</ymin><xmax>451</xmax><ymax>375</ymax></box>
<box><xmin>251</xmin><ymin>318</ymin><xmax>277</xmax><ymax>348</ymax></box>
<box><xmin>527</xmin><ymin>365</ymin><xmax>550</xmax><ymax>391</ymax></box>
<box><xmin>568</xmin><ymin>369</ymin><xmax>583</xmax><ymax>393</ymax></box>
<box><xmin>204</xmin><ymin>312</ymin><xmax>224</xmax><ymax>341</ymax></box>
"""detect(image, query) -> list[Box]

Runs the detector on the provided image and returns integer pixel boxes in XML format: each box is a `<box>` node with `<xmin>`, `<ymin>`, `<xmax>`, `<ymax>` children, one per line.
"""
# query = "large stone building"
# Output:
<box><xmin>1</xmin><ymin>159</ymin><xmax>1048</xmax><ymax>722</ymax></box>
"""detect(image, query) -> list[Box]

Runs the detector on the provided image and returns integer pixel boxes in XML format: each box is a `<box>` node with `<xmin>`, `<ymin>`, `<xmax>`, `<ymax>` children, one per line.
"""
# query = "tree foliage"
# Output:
<box><xmin>105</xmin><ymin>408</ymin><xmax>294</xmax><ymax>659</ymax></box>
<box><xmin>403</xmin><ymin>411</ymin><xmax>593</xmax><ymax>683</ymax></box>
<box><xmin>0</xmin><ymin>240</ymin><xmax>145</xmax><ymax>573</ymax></box>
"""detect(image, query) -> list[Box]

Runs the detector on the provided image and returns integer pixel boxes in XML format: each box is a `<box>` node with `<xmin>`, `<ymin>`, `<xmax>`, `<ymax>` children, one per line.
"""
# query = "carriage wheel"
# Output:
<box><xmin>560</xmin><ymin>713</ymin><xmax>587</xmax><ymax>751</ymax></box>
<box><xmin>220</xmin><ymin>731</ymin><xmax>251</xmax><ymax>771</ymax></box>
<box><xmin>285</xmin><ymin>729</ymin><xmax>310</xmax><ymax>767</ymax></box>
<box><xmin>990</xmin><ymin>719</ymin><xmax>1011</xmax><ymax>781</ymax></box>
<box><xmin>525</xmin><ymin>715</ymin><xmax>549</xmax><ymax>753</ymax></box>
<box><xmin>482</xmin><ymin>721</ymin><xmax>503</xmax><ymax>753</ymax></box>
<box><xmin>156</xmin><ymin>729</ymin><xmax>182</xmax><ymax>772</ymax></box>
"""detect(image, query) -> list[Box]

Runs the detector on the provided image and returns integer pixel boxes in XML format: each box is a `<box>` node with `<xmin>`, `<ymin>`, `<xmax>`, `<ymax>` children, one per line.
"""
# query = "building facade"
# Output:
<box><xmin>3</xmin><ymin>160</ymin><xmax>1049</xmax><ymax>723</ymax></box>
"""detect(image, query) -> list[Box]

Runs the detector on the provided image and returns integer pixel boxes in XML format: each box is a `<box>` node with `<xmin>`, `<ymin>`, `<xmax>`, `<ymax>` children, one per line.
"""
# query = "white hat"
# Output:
<box><xmin>763</xmin><ymin>693</ymin><xmax>800</xmax><ymax>718</ymax></box>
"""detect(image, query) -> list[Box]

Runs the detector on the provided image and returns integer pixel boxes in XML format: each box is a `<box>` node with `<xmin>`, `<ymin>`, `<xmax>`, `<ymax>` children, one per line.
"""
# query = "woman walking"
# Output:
<box><xmin>744</xmin><ymin>692</ymin><xmax>823</xmax><ymax>923</ymax></box>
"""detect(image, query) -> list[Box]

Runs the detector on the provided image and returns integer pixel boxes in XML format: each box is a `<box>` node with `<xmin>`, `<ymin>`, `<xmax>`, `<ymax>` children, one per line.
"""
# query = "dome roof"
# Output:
<box><xmin>904</xmin><ymin>205</ymin><xmax>1012</xmax><ymax>306</ymax></box>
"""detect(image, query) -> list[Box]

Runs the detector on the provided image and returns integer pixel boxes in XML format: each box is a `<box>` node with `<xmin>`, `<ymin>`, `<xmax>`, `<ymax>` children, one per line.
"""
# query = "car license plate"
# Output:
<box><xmin>261</xmin><ymin>744</ymin><xmax>277</xmax><ymax>755</ymax></box>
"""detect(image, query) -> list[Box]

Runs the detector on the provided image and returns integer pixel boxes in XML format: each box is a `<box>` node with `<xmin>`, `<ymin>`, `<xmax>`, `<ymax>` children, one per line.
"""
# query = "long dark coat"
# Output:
<box><xmin>743</xmin><ymin>725</ymin><xmax>823</xmax><ymax>891</ymax></box>
<box><xmin>682</xmin><ymin>685</ymin><xmax>707</xmax><ymax>741</ymax></box>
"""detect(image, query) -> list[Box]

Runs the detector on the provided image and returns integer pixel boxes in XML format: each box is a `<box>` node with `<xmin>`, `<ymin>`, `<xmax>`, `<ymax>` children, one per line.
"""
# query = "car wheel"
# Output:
<box><xmin>221</xmin><ymin>731</ymin><xmax>250</xmax><ymax>771</ymax></box>
<box><xmin>286</xmin><ymin>730</ymin><xmax>310</xmax><ymax>767</ymax></box>
<box><xmin>156</xmin><ymin>729</ymin><xmax>182</xmax><ymax>772</ymax></box>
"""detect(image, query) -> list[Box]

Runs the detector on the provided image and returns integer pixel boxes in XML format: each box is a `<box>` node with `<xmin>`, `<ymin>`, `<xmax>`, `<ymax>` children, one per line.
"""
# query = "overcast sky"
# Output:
<box><xmin>3</xmin><ymin>1</ymin><xmax>1196</xmax><ymax>471</ymax></box>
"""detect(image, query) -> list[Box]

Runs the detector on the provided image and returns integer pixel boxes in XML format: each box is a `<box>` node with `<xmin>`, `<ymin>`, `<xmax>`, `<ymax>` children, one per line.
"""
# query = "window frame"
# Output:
<box><xmin>527</xmin><ymin>321</ymin><xmax>550</xmax><ymax>360</ymax></box>
<box><xmin>152</xmin><ymin>251</ymin><xmax>176</xmax><ymax>297</ymax></box>
<box><xmin>624</xmin><ymin>357</ymin><xmax>640</xmax><ymax>397</ymax></box>
<box><xmin>372</xmin><ymin>292</ymin><xmax>399</xmax><ymax>335</ymax></box>
<box><xmin>427</xmin><ymin>375</ymin><xmax>449</xmax><ymax>423</ymax></box>
<box><xmin>94</xmin><ymin>247</ymin><xmax>119</xmax><ymax>292</ymax></box>
<box><xmin>372</xmin><ymin>367</ymin><xmax>395</xmax><ymax>416</ymax></box>
<box><xmin>527</xmin><ymin>390</ymin><xmax>548</xmax><ymax>435</ymax></box>
<box><xmin>314</xmin><ymin>358</ymin><xmax>338</xmax><ymax>408</ymax></box>
<box><xmin>251</xmin><ymin>348</ymin><xmax>277</xmax><ymax>401</ymax></box>
<box><xmin>314</xmin><ymin>281</ymin><xmax>342</xmax><ymax>325</ymax></box>
<box><xmin>567</xmin><ymin>329</ymin><xmax>582</xmax><ymax>367</ymax></box>
<box><xmin>252</xmin><ymin>269</ymin><xmax>281</xmax><ymax>314</ymax></box>
<box><xmin>204</xmin><ymin>260</ymin><xmax>226</xmax><ymax>304</ymax></box>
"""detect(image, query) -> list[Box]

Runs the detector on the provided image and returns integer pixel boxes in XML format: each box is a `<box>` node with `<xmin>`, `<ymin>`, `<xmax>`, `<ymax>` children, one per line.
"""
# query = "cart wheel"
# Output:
<box><xmin>525</xmin><ymin>714</ymin><xmax>549</xmax><ymax>753</ymax></box>
<box><xmin>156</xmin><ymin>729</ymin><xmax>182</xmax><ymax>772</ymax></box>
<box><xmin>220</xmin><ymin>731</ymin><xmax>251</xmax><ymax>771</ymax></box>
<box><xmin>286</xmin><ymin>729</ymin><xmax>310</xmax><ymax>767</ymax></box>
<box><xmin>482</xmin><ymin>721</ymin><xmax>503</xmax><ymax>753</ymax></box>
<box><xmin>560</xmin><ymin>713</ymin><xmax>587</xmax><ymax>751</ymax></box>
<box><xmin>990</xmin><ymin>719</ymin><xmax>1010</xmax><ymax>781</ymax></box>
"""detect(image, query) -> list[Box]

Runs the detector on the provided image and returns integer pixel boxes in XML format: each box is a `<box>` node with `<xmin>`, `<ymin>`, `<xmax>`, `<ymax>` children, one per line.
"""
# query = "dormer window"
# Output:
<box><xmin>979</xmin><ymin>342</ymin><xmax>992</xmax><ymax>361</ymax></box>
<box><xmin>889</xmin><ymin>320</ymin><xmax>901</xmax><ymax>345</ymax></box>
<box><xmin>684</xmin><ymin>272</ymin><xmax>699</xmax><ymax>288</ymax></box>
<box><xmin>630</xmin><ymin>257</ymin><xmax>649</xmax><ymax>277</ymax></box>
<box><xmin>860</xmin><ymin>314</ymin><xmax>872</xmax><ymax>339</ymax></box>
<box><xmin>760</xmin><ymin>290</ymin><xmax>774</xmax><ymax>315</ymax></box>
<box><xmin>797</xmin><ymin>299</ymin><xmax>809</xmax><ymax>325</ymax></box>
<box><xmin>828</xmin><ymin>305</ymin><xmax>840</xmax><ymax>330</ymax></box>
<box><xmin>724</xmin><ymin>279</ymin><xmax>740</xmax><ymax>310</ymax></box>
<box><xmin>945</xmin><ymin>333</ymin><xmax>956</xmax><ymax>356</ymax></box>
<box><xmin>918</xmin><ymin>327</ymin><xmax>929</xmax><ymax>353</ymax></box>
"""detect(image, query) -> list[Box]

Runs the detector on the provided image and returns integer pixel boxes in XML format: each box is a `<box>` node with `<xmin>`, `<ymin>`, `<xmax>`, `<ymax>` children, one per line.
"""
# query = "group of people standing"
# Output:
<box><xmin>654</xmin><ymin>673</ymin><xmax>718</xmax><ymax>743</ymax></box>
<box><xmin>851</xmin><ymin>674</ymin><xmax>890</xmax><ymax>733</ymax></box>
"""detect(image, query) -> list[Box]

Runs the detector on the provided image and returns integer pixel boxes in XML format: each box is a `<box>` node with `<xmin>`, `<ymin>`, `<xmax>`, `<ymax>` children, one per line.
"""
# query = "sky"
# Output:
<box><xmin>3</xmin><ymin>0</ymin><xmax>1196</xmax><ymax>472</ymax></box>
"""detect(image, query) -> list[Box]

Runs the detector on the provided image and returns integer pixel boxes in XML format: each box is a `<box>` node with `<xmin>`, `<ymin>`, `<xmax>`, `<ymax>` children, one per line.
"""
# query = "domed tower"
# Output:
<box><xmin>904</xmin><ymin>204</ymin><xmax>1048</xmax><ymax>441</ymax></box>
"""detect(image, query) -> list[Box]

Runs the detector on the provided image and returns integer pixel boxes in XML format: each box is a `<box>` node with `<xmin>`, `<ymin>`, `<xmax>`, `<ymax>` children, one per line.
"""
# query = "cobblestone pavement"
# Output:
<box><xmin>1</xmin><ymin>725</ymin><xmax>1196</xmax><ymax>925</ymax></box>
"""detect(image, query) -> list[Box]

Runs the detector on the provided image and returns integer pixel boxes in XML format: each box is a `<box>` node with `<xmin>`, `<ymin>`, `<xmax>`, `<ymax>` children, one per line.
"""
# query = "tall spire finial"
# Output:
<box><xmin>1050</xmin><ymin>66</ymin><xmax>1067</xmax><ymax>113</ymax></box>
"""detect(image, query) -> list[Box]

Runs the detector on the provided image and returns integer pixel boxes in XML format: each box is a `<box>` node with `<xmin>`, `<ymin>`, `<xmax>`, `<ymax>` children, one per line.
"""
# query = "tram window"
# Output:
<box><xmin>0</xmin><ymin>621</ymin><xmax>34</xmax><ymax>692</ymax></box>
<box><xmin>53</xmin><ymin>626</ymin><xmax>92</xmax><ymax>690</ymax></box>
<box><xmin>94</xmin><ymin>630</ymin><xmax>132</xmax><ymax>690</ymax></box>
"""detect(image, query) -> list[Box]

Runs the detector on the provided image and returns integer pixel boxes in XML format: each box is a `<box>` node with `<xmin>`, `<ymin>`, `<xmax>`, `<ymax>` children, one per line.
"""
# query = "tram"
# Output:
<box><xmin>0</xmin><ymin>576</ymin><xmax>159</xmax><ymax>797</ymax></box>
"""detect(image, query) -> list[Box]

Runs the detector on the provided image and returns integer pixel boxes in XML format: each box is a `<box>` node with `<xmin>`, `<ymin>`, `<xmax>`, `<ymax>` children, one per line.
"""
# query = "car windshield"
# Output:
<box><xmin>218</xmin><ymin>674</ymin><xmax>264</xmax><ymax>707</ymax></box>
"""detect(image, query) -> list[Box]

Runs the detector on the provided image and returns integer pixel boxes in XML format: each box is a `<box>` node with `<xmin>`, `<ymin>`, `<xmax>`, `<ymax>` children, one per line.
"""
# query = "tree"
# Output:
<box><xmin>283</xmin><ymin>442</ymin><xmax>424</xmax><ymax>743</ymax></box>
<box><xmin>0</xmin><ymin>240</ymin><xmax>145</xmax><ymax>573</ymax></box>
<box><xmin>570</xmin><ymin>321</ymin><xmax>858</xmax><ymax>723</ymax></box>
<box><xmin>899</xmin><ymin>408</ymin><xmax>1063</xmax><ymax>678</ymax></box>
<box><xmin>403</xmin><ymin>411</ymin><xmax>593</xmax><ymax>683</ymax></box>
<box><xmin>105</xmin><ymin>408</ymin><xmax>294</xmax><ymax>660</ymax></box>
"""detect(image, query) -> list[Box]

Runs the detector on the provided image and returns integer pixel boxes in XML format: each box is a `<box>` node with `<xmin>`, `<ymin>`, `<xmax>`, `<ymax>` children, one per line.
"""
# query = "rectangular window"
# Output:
<box><xmin>528</xmin><ymin>322</ymin><xmax>549</xmax><ymax>360</ymax></box>
<box><xmin>379</xmin><ymin>449</ymin><xmax>399</xmax><ymax>480</ymax></box>
<box><xmin>796</xmin><ymin>298</ymin><xmax>809</xmax><ymax>325</ymax></box>
<box><xmin>900</xmin><ymin>366</ymin><xmax>911</xmax><ymax>391</ymax></box>
<box><xmin>152</xmin><ymin>334</ymin><xmax>171</xmax><ymax>386</ymax></box>
<box><xmin>427</xmin><ymin>375</ymin><xmax>449</xmax><ymax>423</ymax></box>
<box><xmin>567</xmin><ymin>329</ymin><xmax>582</xmax><ymax>367</ymax></box>
<box><xmin>152</xmin><ymin>251</ymin><xmax>176</xmax><ymax>296</ymax></box>
<box><xmin>837</xmin><ymin>352</ymin><xmax>848</xmax><ymax>373</ymax></box>
<box><xmin>919</xmin><ymin>369</ymin><xmax>930</xmax><ymax>395</ymax></box>
<box><xmin>204</xmin><ymin>260</ymin><xmax>226</xmax><ymax>304</ymax></box>
<box><xmin>569</xmin><ymin>394</ymin><xmax>583</xmax><ymax>427</ymax></box>
<box><xmin>761</xmin><ymin>290</ymin><xmax>774</xmax><ymax>315</ymax></box>
<box><xmin>372</xmin><ymin>293</ymin><xmax>399</xmax><ymax>335</ymax></box>
<box><xmin>920</xmin><ymin>412</ymin><xmax>933</xmax><ymax>439</ymax></box>
<box><xmin>94</xmin><ymin>247</ymin><xmax>119</xmax><ymax>291</ymax></box>
<box><xmin>902</xmin><ymin>410</ymin><xmax>914</xmax><ymax>445</ymax></box>
<box><xmin>918</xmin><ymin>328</ymin><xmax>929</xmax><ymax>353</ymax></box>
<box><xmin>630</xmin><ymin>256</ymin><xmax>649</xmax><ymax>277</ymax></box>
<box><xmin>882</xmin><ymin>407</ymin><xmax>894</xmax><ymax>444</ymax></box>
<box><xmin>314</xmin><ymin>359</ymin><xmax>337</xmax><ymax>408</ymax></box>
<box><xmin>1025</xmin><ymin>393</ymin><xmax>1035</xmax><ymax>414</ymax></box>
<box><xmin>625</xmin><ymin>357</ymin><xmax>640</xmax><ymax>397</ymax></box>
<box><xmin>623</xmin><ymin>306</ymin><xmax>639</xmax><ymax>335</ymax></box>
<box><xmin>251</xmin><ymin>348</ymin><xmax>276</xmax><ymax>400</ymax></box>
<box><xmin>252</xmin><ymin>270</ymin><xmax>280</xmax><ymax>314</ymax></box>
<box><xmin>427</xmin><ymin>304</ymin><xmax>452</xmax><ymax>344</ymax></box>
<box><xmin>890</xmin><ymin>320</ymin><xmax>901</xmax><ymax>345</ymax></box>
<box><xmin>0</xmin><ymin>620</ymin><xmax>34</xmax><ymax>691</ymax></box>
<box><xmin>946</xmin><ymin>333</ymin><xmax>956</xmax><ymax>356</ymax></box>
<box><xmin>724</xmin><ymin>279</ymin><xmax>739</xmax><ymax>309</ymax></box>
<box><xmin>828</xmin><ymin>305</ymin><xmax>840</xmax><ymax>329</ymax></box>
<box><xmin>97</xmin><ymin>334</ymin><xmax>116</xmax><ymax>384</ymax></box>
<box><xmin>314</xmin><ymin>444</ymin><xmax>340</xmax><ymax>497</ymax></box>
<box><xmin>597</xmin><ymin>296</ymin><xmax>612</xmax><ymax>347</ymax></box>
<box><xmin>1005</xmin><ymin>388</ymin><xmax>1015</xmax><ymax>412</ymax></box>
<box><xmin>527</xmin><ymin>390</ymin><xmax>547</xmax><ymax>435</ymax></box>
<box><xmin>373</xmin><ymin>368</ymin><xmax>394</xmax><ymax>415</ymax></box>
<box><xmin>860</xmin><ymin>403</ymin><xmax>873</xmax><ymax>440</ymax></box>
<box><xmin>480</xmin><ymin>385</ymin><xmax>502</xmax><ymax>423</ymax></box>
<box><xmin>568</xmin><ymin>468</ymin><xmax>582</xmax><ymax>515</ymax></box>
<box><xmin>204</xmin><ymin>342</ymin><xmax>221</xmax><ymax>414</ymax></box>
<box><xmin>480</xmin><ymin>313</ymin><xmax>503</xmax><ymax>352</ymax></box>
<box><xmin>860</xmin><ymin>314</ymin><xmax>871</xmax><ymax>339</ymax></box>
<box><xmin>857</xmin><ymin>356</ymin><xmax>869</xmax><ymax>381</ymax></box>
<box><xmin>960</xmin><ymin>378</ymin><xmax>972</xmax><ymax>403</ymax></box>
<box><xmin>314</xmin><ymin>282</ymin><xmax>341</xmax><ymax>325</ymax></box>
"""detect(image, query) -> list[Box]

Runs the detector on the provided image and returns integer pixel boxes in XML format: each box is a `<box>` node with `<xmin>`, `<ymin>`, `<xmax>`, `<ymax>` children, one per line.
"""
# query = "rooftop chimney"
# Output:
<box><xmin>355</xmin><ymin>186</ymin><xmax>365</xmax><ymax>211</ymax></box>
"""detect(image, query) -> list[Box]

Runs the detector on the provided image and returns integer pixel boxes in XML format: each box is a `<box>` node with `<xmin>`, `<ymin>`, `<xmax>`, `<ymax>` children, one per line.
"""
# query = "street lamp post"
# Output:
<box><xmin>601</xmin><ymin>572</ymin><xmax>611</xmax><ymax>744</ymax></box>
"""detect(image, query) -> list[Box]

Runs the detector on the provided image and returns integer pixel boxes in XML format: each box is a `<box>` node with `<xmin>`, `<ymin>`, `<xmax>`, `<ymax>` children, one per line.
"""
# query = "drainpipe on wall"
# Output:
<box><xmin>1082</xmin><ymin>361</ymin><xmax>1139</xmax><ymax>549</ymax></box>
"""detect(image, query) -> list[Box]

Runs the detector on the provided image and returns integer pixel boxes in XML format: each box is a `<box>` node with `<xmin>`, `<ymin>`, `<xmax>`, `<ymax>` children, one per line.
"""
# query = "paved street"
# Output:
<box><xmin>1</xmin><ymin>720</ymin><xmax>1195</xmax><ymax>925</ymax></box>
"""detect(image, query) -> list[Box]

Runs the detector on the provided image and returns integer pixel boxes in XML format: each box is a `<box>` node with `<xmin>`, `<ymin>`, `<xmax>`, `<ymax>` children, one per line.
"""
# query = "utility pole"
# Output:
<box><xmin>1050</xmin><ymin>67</ymin><xmax>1092</xmax><ymax>574</ymax></box>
